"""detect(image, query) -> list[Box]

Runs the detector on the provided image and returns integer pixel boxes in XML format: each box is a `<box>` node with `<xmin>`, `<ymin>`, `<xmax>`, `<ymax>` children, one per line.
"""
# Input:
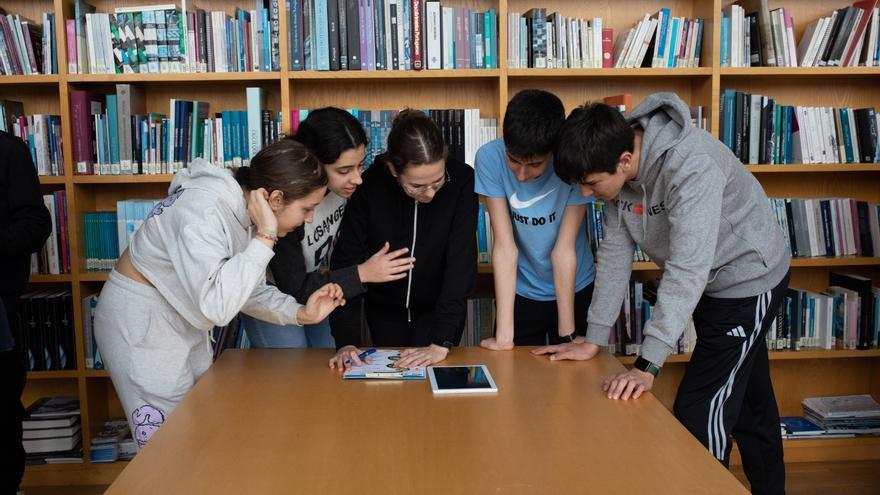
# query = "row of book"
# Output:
<box><xmin>31</xmin><ymin>192</ymin><xmax>71</xmax><ymax>276</ymax></box>
<box><xmin>23</xmin><ymin>397</ymin><xmax>82</xmax><ymax>464</ymax></box>
<box><xmin>69</xmin><ymin>1</ymin><xmax>282</xmax><ymax>74</ymax></box>
<box><xmin>720</xmin><ymin>90</ymin><xmax>880</xmax><ymax>165</ymax></box>
<box><xmin>584</xmin><ymin>200</ymin><xmax>651</xmax><ymax>264</ymax></box>
<box><xmin>289</xmin><ymin>0</ymin><xmax>498</xmax><ymax>71</ymax></box>
<box><xmin>83</xmin><ymin>200</ymin><xmax>159</xmax><ymax>271</ymax></box>
<box><xmin>72</xmin><ymin>85</ymin><xmax>280</xmax><ymax>175</ymax></box>
<box><xmin>0</xmin><ymin>9</ymin><xmax>57</xmax><ymax>75</ymax></box>
<box><xmin>778</xmin><ymin>277</ymin><xmax>880</xmax><ymax>353</ymax></box>
<box><xmin>460</xmin><ymin>297</ymin><xmax>494</xmax><ymax>347</ymax></box>
<box><xmin>768</xmin><ymin>198</ymin><xmax>879</xmax><ymax>259</ymax></box>
<box><xmin>13</xmin><ymin>290</ymin><xmax>77</xmax><ymax>372</ymax></box>
<box><xmin>613</xmin><ymin>11</ymin><xmax>704</xmax><ymax>69</ymax></box>
<box><xmin>507</xmin><ymin>12</ymin><xmax>610</xmax><ymax>69</ymax></box>
<box><xmin>723</xmin><ymin>0</ymin><xmax>880</xmax><ymax>68</ymax></box>
<box><xmin>90</xmin><ymin>419</ymin><xmax>136</xmax><ymax>463</ymax></box>
<box><xmin>6</xmin><ymin>113</ymin><xmax>64</xmax><ymax>176</ymax></box>
<box><xmin>291</xmin><ymin>107</ymin><xmax>496</xmax><ymax>169</ymax></box>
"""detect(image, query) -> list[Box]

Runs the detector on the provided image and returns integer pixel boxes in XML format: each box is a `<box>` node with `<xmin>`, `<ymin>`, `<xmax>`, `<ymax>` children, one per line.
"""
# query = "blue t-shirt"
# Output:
<box><xmin>474</xmin><ymin>138</ymin><xmax>595</xmax><ymax>301</ymax></box>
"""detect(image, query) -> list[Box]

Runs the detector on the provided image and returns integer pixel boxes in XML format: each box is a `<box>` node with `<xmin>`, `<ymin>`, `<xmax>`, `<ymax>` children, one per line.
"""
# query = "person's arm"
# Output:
<box><xmin>398</xmin><ymin>172</ymin><xmax>478</xmax><ymax>368</ymax></box>
<box><xmin>0</xmin><ymin>135</ymin><xmax>51</xmax><ymax>256</ymax></box>
<box><xmin>328</xmin><ymin>187</ymin><xmax>372</xmax><ymax>350</ymax></box>
<box><xmin>605</xmin><ymin>158</ymin><xmax>726</xmax><ymax>401</ymax></box>
<box><xmin>551</xmin><ymin>204</ymin><xmax>587</xmax><ymax>339</ymax></box>
<box><xmin>533</xmin><ymin>199</ymin><xmax>635</xmax><ymax>360</ymax></box>
<box><xmin>270</xmin><ymin>230</ymin><xmax>364</xmax><ymax>301</ymax></box>
<box><xmin>481</xmin><ymin>195</ymin><xmax>517</xmax><ymax>350</ymax></box>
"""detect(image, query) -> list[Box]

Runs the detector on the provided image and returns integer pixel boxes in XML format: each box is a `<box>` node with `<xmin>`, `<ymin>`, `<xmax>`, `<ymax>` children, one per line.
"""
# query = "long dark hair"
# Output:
<box><xmin>234</xmin><ymin>139</ymin><xmax>327</xmax><ymax>202</ymax></box>
<box><xmin>293</xmin><ymin>107</ymin><xmax>368</xmax><ymax>164</ymax></box>
<box><xmin>384</xmin><ymin>109</ymin><xmax>447</xmax><ymax>173</ymax></box>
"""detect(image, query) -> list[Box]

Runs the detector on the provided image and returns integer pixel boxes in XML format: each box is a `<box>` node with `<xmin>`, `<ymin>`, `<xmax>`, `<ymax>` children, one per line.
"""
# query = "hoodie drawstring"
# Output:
<box><xmin>640</xmin><ymin>184</ymin><xmax>648</xmax><ymax>237</ymax></box>
<box><xmin>405</xmin><ymin>199</ymin><xmax>418</xmax><ymax>322</ymax></box>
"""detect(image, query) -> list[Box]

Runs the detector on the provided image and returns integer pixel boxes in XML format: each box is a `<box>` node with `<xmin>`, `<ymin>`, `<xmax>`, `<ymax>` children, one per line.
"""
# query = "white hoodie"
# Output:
<box><xmin>129</xmin><ymin>158</ymin><xmax>301</xmax><ymax>330</ymax></box>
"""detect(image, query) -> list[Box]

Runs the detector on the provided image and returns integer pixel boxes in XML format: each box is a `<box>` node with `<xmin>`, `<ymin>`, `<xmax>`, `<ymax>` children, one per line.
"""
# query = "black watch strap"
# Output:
<box><xmin>433</xmin><ymin>340</ymin><xmax>454</xmax><ymax>351</ymax></box>
<box><xmin>633</xmin><ymin>356</ymin><xmax>661</xmax><ymax>377</ymax></box>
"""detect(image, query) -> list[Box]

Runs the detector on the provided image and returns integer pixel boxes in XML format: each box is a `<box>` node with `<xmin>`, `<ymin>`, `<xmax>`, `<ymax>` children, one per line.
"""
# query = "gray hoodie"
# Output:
<box><xmin>585</xmin><ymin>93</ymin><xmax>790</xmax><ymax>366</ymax></box>
<box><xmin>129</xmin><ymin>158</ymin><xmax>302</xmax><ymax>330</ymax></box>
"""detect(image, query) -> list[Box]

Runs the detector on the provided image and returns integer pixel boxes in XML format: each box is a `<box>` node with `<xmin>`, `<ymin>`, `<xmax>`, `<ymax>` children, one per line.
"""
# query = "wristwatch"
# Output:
<box><xmin>433</xmin><ymin>339</ymin><xmax>454</xmax><ymax>352</ymax></box>
<box><xmin>633</xmin><ymin>356</ymin><xmax>661</xmax><ymax>377</ymax></box>
<box><xmin>561</xmin><ymin>332</ymin><xmax>578</xmax><ymax>343</ymax></box>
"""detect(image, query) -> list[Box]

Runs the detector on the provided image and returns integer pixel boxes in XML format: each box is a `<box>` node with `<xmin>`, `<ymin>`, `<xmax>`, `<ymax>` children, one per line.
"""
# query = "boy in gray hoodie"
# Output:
<box><xmin>536</xmin><ymin>93</ymin><xmax>790</xmax><ymax>494</ymax></box>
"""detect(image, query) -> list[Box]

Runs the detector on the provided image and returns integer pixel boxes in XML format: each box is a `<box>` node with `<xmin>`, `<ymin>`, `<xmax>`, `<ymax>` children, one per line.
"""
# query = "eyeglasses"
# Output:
<box><xmin>397</xmin><ymin>168</ymin><xmax>450</xmax><ymax>195</ymax></box>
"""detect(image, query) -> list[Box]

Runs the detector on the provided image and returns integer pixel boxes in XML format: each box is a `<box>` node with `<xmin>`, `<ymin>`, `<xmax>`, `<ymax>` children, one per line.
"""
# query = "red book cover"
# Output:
<box><xmin>412</xmin><ymin>0</ymin><xmax>423</xmax><ymax>70</ymax></box>
<box><xmin>844</xmin><ymin>0</ymin><xmax>878</xmax><ymax>65</ymax></box>
<box><xmin>65</xmin><ymin>19</ymin><xmax>77</xmax><ymax>74</ymax></box>
<box><xmin>69</xmin><ymin>89</ymin><xmax>105</xmax><ymax>175</ymax></box>
<box><xmin>602</xmin><ymin>28</ymin><xmax>613</xmax><ymax>68</ymax></box>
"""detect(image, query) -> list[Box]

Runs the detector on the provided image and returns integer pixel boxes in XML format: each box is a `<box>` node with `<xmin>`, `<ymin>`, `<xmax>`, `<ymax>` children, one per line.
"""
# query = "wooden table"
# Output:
<box><xmin>106</xmin><ymin>348</ymin><xmax>748</xmax><ymax>494</ymax></box>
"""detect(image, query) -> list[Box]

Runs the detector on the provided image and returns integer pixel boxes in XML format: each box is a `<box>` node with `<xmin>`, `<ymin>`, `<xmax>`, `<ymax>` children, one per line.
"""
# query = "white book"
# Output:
<box><xmin>812</xmin><ymin>200</ymin><xmax>827</xmax><ymax>256</ymax></box>
<box><xmin>507</xmin><ymin>13</ymin><xmax>516</xmax><ymax>68</ymax></box>
<box><xmin>613</xmin><ymin>28</ymin><xmax>634</xmax><ymax>68</ymax></box>
<box><xmin>42</xmin><ymin>195</ymin><xmax>60</xmax><ymax>275</ymax></box>
<box><xmin>651</xmin><ymin>9</ymin><xmax>665</xmax><ymax>67</ymax></box>
<box><xmin>867</xmin><ymin>8</ymin><xmax>879</xmax><ymax>66</ymax></box>
<box><xmin>748</xmin><ymin>95</ymin><xmax>762</xmax><ymax>164</ymax></box>
<box><xmin>246</xmin><ymin>87</ymin><xmax>263</xmax><ymax>160</ymax></box>
<box><xmin>546</xmin><ymin>20</ymin><xmax>554</xmax><ymax>68</ymax></box>
<box><xmin>383</xmin><ymin>0</ymin><xmax>392</xmax><ymax>70</ymax></box>
<box><xmin>802</xmin><ymin>17</ymin><xmax>828</xmax><ymax>67</ymax></box>
<box><xmin>249</xmin><ymin>9</ymin><xmax>259</xmax><ymax>71</ymax></box>
<box><xmin>626</xmin><ymin>14</ymin><xmax>651</xmax><ymax>68</ymax></box>
<box><xmin>101</xmin><ymin>13</ymin><xmax>115</xmax><ymax>73</ymax></box>
<box><xmin>114</xmin><ymin>4</ymin><xmax>178</xmax><ymax>14</ymax></box>
<box><xmin>783</xmin><ymin>10</ymin><xmax>797</xmax><ymax>66</ymax></box>
<box><xmin>85</xmin><ymin>14</ymin><xmax>98</xmax><ymax>74</ymax></box>
<box><xmin>633</xmin><ymin>17</ymin><xmax>658</xmax><ymax>69</ymax></box>
<box><xmin>397</xmin><ymin>1</ymin><xmax>406</xmax><ymax>70</ymax></box>
<box><xmin>803</xmin><ymin>199</ymin><xmax>819</xmax><ymax>256</ymax></box>
<box><xmin>816</xmin><ymin>10</ymin><xmax>839</xmax><ymax>66</ymax></box>
<box><xmin>425</xmin><ymin>1</ymin><xmax>441</xmax><ymax>69</ymax></box>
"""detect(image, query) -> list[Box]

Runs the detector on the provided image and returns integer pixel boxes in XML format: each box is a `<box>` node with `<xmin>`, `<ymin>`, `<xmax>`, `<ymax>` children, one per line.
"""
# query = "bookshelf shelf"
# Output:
<box><xmin>26</xmin><ymin>370</ymin><xmax>79</xmax><ymax>379</ymax></box>
<box><xmin>506</xmin><ymin>68</ymin><xmax>713</xmax><ymax>78</ymax></box>
<box><xmin>22</xmin><ymin>461</ymin><xmax>128</xmax><ymax>486</ymax></box>
<box><xmin>746</xmin><ymin>164</ymin><xmax>880</xmax><ymax>173</ymax></box>
<box><xmin>28</xmin><ymin>274</ymin><xmax>72</xmax><ymax>283</ymax></box>
<box><xmin>288</xmin><ymin>69</ymin><xmax>502</xmax><ymax>80</ymax></box>
<box><xmin>790</xmin><ymin>257</ymin><xmax>880</xmax><ymax>267</ymax></box>
<box><xmin>78</xmin><ymin>272</ymin><xmax>110</xmax><ymax>282</ymax></box>
<box><xmin>0</xmin><ymin>75</ymin><xmax>59</xmax><ymax>85</ymax></box>
<box><xmin>72</xmin><ymin>175</ymin><xmax>174</xmax><ymax>184</ymax></box>
<box><xmin>66</xmin><ymin>72</ymin><xmax>282</xmax><ymax>83</ymax></box>
<box><xmin>38</xmin><ymin>176</ymin><xmax>67</xmax><ymax>184</ymax></box>
<box><xmin>84</xmin><ymin>370</ymin><xmax>110</xmax><ymax>378</ymax></box>
<box><xmin>720</xmin><ymin>67</ymin><xmax>880</xmax><ymax>77</ymax></box>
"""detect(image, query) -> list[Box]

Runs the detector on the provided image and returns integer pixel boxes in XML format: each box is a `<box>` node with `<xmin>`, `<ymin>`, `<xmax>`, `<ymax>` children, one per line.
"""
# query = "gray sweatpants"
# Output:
<box><xmin>94</xmin><ymin>270</ymin><xmax>213</xmax><ymax>450</ymax></box>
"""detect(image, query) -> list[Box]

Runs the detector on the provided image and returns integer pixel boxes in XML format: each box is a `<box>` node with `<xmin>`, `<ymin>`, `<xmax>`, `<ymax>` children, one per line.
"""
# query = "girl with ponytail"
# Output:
<box><xmin>94</xmin><ymin>139</ymin><xmax>345</xmax><ymax>449</ymax></box>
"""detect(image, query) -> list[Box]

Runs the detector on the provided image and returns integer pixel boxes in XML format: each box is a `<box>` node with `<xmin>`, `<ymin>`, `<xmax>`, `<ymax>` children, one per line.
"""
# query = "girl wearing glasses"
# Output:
<box><xmin>242</xmin><ymin>107</ymin><xmax>416</xmax><ymax>348</ymax></box>
<box><xmin>328</xmin><ymin>109</ymin><xmax>478</xmax><ymax>370</ymax></box>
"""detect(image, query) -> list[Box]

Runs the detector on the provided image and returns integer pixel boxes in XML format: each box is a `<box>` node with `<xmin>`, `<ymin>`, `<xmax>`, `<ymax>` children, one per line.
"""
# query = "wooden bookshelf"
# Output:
<box><xmin>6</xmin><ymin>0</ymin><xmax>880</xmax><ymax>489</ymax></box>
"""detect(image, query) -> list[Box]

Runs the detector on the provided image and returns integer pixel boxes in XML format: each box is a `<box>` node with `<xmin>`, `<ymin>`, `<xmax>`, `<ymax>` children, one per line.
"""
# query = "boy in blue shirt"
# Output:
<box><xmin>476</xmin><ymin>90</ymin><xmax>595</xmax><ymax>349</ymax></box>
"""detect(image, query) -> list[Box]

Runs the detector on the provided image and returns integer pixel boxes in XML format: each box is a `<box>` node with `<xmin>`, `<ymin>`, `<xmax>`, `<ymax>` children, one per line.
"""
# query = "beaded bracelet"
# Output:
<box><xmin>255</xmin><ymin>230</ymin><xmax>278</xmax><ymax>243</ymax></box>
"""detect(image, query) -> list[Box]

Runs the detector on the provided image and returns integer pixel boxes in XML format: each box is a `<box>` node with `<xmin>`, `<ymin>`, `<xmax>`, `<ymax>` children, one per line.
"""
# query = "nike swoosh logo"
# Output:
<box><xmin>509</xmin><ymin>190</ymin><xmax>555</xmax><ymax>209</ymax></box>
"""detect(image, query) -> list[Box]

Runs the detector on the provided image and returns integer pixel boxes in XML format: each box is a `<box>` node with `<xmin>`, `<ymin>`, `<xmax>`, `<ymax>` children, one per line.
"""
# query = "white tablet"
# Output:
<box><xmin>427</xmin><ymin>365</ymin><xmax>498</xmax><ymax>394</ymax></box>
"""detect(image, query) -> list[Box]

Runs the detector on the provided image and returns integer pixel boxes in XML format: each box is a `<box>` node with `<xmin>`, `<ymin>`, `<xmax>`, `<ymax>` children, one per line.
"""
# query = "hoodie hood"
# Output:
<box><xmin>626</xmin><ymin>92</ymin><xmax>695</xmax><ymax>191</ymax></box>
<box><xmin>169</xmin><ymin>158</ymin><xmax>250</xmax><ymax>229</ymax></box>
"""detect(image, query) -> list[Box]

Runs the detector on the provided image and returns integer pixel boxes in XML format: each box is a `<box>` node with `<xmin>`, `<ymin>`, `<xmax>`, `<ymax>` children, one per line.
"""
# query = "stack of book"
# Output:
<box><xmin>30</xmin><ymin>191</ymin><xmax>71</xmax><ymax>276</ymax></box>
<box><xmin>292</xmin><ymin>107</ymin><xmax>496</xmax><ymax>168</ymax></box>
<box><xmin>71</xmin><ymin>86</ymin><xmax>280</xmax><ymax>175</ymax></box>
<box><xmin>722</xmin><ymin>0</ymin><xmax>879</xmax><ymax>68</ymax></box>
<box><xmin>507</xmin><ymin>11</ymin><xmax>609</xmax><ymax>69</ymax></box>
<box><xmin>288</xmin><ymin>0</ymin><xmax>498</xmax><ymax>71</ymax></box>
<box><xmin>802</xmin><ymin>394</ymin><xmax>880</xmax><ymax>435</ymax></box>
<box><xmin>1</xmin><ymin>100</ymin><xmax>64</xmax><ymax>176</ymax></box>
<box><xmin>23</xmin><ymin>397</ymin><xmax>82</xmax><ymax>465</ymax></box>
<box><xmin>68</xmin><ymin>1</ymin><xmax>282</xmax><ymax>74</ymax></box>
<box><xmin>89</xmin><ymin>419</ymin><xmax>133</xmax><ymax>463</ymax></box>
<box><xmin>15</xmin><ymin>290</ymin><xmax>77</xmax><ymax>372</ymax></box>
<box><xmin>614</xmin><ymin>10</ymin><xmax>704</xmax><ymax>69</ymax></box>
<box><xmin>0</xmin><ymin>9</ymin><xmax>57</xmax><ymax>75</ymax></box>
<box><xmin>721</xmin><ymin>90</ymin><xmax>880</xmax><ymax>164</ymax></box>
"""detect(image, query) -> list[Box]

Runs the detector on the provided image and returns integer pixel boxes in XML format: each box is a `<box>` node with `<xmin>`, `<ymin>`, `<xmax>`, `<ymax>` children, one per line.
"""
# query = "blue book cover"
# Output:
<box><xmin>402</xmin><ymin>0</ymin><xmax>411</xmax><ymax>70</ymax></box>
<box><xmin>106</xmin><ymin>95</ymin><xmax>120</xmax><ymax>170</ymax></box>
<box><xmin>315</xmin><ymin>0</ymin><xmax>331</xmax><ymax>70</ymax></box>
<box><xmin>694</xmin><ymin>18</ymin><xmax>704</xmax><ymax>66</ymax></box>
<box><xmin>720</xmin><ymin>13</ymin><xmax>729</xmax><ymax>67</ymax></box>
<box><xmin>656</xmin><ymin>8</ymin><xmax>671</xmax><ymax>64</ymax></box>
<box><xmin>721</xmin><ymin>89</ymin><xmax>736</xmax><ymax>151</ymax></box>
<box><xmin>469</xmin><ymin>11</ymin><xmax>477</xmax><ymax>69</ymax></box>
<box><xmin>781</xmin><ymin>416</ymin><xmax>824</xmax><ymax>435</ymax></box>
<box><xmin>476</xmin><ymin>202</ymin><xmax>488</xmax><ymax>263</ymax></box>
<box><xmin>668</xmin><ymin>17</ymin><xmax>680</xmax><ymax>68</ymax></box>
